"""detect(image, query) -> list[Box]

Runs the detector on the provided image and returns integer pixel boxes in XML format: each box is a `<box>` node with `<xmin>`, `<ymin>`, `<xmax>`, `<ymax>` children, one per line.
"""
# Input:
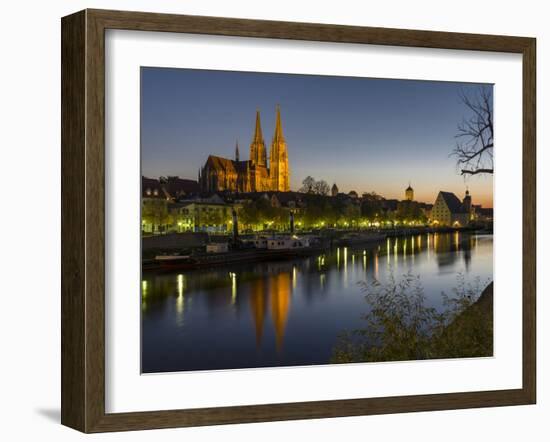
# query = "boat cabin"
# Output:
<box><xmin>266</xmin><ymin>236</ymin><xmax>310</xmax><ymax>250</ymax></box>
<box><xmin>206</xmin><ymin>242</ymin><xmax>229</xmax><ymax>253</ymax></box>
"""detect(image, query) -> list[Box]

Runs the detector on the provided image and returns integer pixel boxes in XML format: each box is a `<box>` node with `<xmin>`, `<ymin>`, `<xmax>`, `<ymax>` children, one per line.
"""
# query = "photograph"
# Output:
<box><xmin>140</xmin><ymin>67</ymin><xmax>494</xmax><ymax>373</ymax></box>
<box><xmin>0</xmin><ymin>0</ymin><xmax>542</xmax><ymax>437</ymax></box>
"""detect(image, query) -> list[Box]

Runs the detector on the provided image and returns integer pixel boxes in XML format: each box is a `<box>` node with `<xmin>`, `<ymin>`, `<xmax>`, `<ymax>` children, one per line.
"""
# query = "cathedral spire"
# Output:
<box><xmin>250</xmin><ymin>109</ymin><xmax>267</xmax><ymax>167</ymax></box>
<box><xmin>269</xmin><ymin>105</ymin><xmax>290</xmax><ymax>192</ymax></box>
<box><xmin>253</xmin><ymin>109</ymin><xmax>264</xmax><ymax>143</ymax></box>
<box><xmin>273</xmin><ymin>104</ymin><xmax>285</xmax><ymax>143</ymax></box>
<box><xmin>235</xmin><ymin>139</ymin><xmax>240</xmax><ymax>162</ymax></box>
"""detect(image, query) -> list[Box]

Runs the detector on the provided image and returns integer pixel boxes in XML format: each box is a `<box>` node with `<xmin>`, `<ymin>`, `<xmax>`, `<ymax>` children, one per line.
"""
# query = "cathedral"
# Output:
<box><xmin>199</xmin><ymin>106</ymin><xmax>290</xmax><ymax>193</ymax></box>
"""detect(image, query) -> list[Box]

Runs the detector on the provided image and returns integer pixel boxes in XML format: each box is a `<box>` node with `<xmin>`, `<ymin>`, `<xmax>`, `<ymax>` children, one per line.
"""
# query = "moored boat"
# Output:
<box><xmin>153</xmin><ymin>254</ymin><xmax>193</xmax><ymax>267</ymax></box>
<box><xmin>150</xmin><ymin>237</ymin><xmax>325</xmax><ymax>271</ymax></box>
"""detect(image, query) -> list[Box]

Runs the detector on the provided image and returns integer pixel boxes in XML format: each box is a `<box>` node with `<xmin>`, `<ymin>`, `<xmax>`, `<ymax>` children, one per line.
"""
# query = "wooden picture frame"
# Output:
<box><xmin>61</xmin><ymin>8</ymin><xmax>536</xmax><ymax>433</ymax></box>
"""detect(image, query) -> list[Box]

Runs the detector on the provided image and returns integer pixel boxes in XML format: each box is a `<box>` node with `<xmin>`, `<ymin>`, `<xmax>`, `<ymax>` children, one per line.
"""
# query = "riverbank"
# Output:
<box><xmin>331</xmin><ymin>278</ymin><xmax>493</xmax><ymax>364</ymax></box>
<box><xmin>142</xmin><ymin>226</ymin><xmax>491</xmax><ymax>271</ymax></box>
<box><xmin>143</xmin><ymin>226</ymin><xmax>489</xmax><ymax>254</ymax></box>
<box><xmin>144</xmin><ymin>245</ymin><xmax>327</xmax><ymax>272</ymax></box>
<box><xmin>432</xmin><ymin>282</ymin><xmax>493</xmax><ymax>358</ymax></box>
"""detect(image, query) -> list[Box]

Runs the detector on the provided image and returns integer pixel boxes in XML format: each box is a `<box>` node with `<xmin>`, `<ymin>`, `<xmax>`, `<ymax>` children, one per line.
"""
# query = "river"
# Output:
<box><xmin>141</xmin><ymin>232</ymin><xmax>493</xmax><ymax>373</ymax></box>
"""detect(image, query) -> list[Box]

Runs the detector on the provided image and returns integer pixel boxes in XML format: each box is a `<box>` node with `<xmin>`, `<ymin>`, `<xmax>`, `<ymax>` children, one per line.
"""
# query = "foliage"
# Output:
<box><xmin>199</xmin><ymin>208</ymin><xmax>225</xmax><ymax>227</ymax></box>
<box><xmin>360</xmin><ymin>196</ymin><xmax>384</xmax><ymax>219</ymax></box>
<box><xmin>232</xmin><ymin>178</ymin><xmax>429</xmax><ymax>231</ymax></box>
<box><xmin>295</xmin><ymin>193</ymin><xmax>361</xmax><ymax>228</ymax></box>
<box><xmin>142</xmin><ymin>199</ymin><xmax>171</xmax><ymax>231</ymax></box>
<box><xmin>434</xmin><ymin>276</ymin><xmax>494</xmax><ymax>358</ymax></box>
<box><xmin>395</xmin><ymin>200</ymin><xmax>426</xmax><ymax>222</ymax></box>
<box><xmin>238</xmin><ymin>198</ymin><xmax>287</xmax><ymax>230</ymax></box>
<box><xmin>331</xmin><ymin>272</ymin><xmax>493</xmax><ymax>363</ymax></box>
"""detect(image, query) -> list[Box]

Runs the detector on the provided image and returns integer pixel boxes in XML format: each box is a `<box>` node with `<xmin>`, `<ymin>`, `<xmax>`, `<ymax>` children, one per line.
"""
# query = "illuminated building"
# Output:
<box><xmin>405</xmin><ymin>183</ymin><xmax>414</xmax><ymax>201</ymax></box>
<box><xmin>431</xmin><ymin>191</ymin><xmax>470</xmax><ymax>226</ymax></box>
<box><xmin>199</xmin><ymin>106</ymin><xmax>290</xmax><ymax>193</ymax></box>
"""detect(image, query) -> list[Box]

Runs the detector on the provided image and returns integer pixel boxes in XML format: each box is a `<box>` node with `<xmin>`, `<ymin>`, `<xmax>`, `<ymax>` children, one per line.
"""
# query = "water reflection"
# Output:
<box><xmin>142</xmin><ymin>232</ymin><xmax>493</xmax><ymax>372</ymax></box>
<box><xmin>250</xmin><ymin>277</ymin><xmax>266</xmax><ymax>345</ymax></box>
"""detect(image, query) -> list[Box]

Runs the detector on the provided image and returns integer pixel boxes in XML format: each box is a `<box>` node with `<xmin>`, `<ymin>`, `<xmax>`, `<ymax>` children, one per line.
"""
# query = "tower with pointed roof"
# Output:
<box><xmin>199</xmin><ymin>106</ymin><xmax>290</xmax><ymax>193</ymax></box>
<box><xmin>405</xmin><ymin>183</ymin><xmax>414</xmax><ymax>201</ymax></box>
<box><xmin>249</xmin><ymin>110</ymin><xmax>267</xmax><ymax>167</ymax></box>
<box><xmin>269</xmin><ymin>105</ymin><xmax>290</xmax><ymax>192</ymax></box>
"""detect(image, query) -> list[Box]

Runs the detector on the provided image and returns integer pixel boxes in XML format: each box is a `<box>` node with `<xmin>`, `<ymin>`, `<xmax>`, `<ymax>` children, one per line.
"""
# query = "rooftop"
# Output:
<box><xmin>438</xmin><ymin>191</ymin><xmax>468</xmax><ymax>214</ymax></box>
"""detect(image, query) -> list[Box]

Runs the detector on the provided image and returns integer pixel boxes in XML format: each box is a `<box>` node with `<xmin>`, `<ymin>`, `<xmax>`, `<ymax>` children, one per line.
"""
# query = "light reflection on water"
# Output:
<box><xmin>141</xmin><ymin>232</ymin><xmax>492</xmax><ymax>373</ymax></box>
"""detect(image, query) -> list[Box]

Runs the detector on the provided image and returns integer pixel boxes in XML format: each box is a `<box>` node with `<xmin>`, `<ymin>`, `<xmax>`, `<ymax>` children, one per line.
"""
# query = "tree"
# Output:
<box><xmin>452</xmin><ymin>87</ymin><xmax>494</xmax><ymax>176</ymax></box>
<box><xmin>396</xmin><ymin>200</ymin><xmax>424</xmax><ymax>222</ymax></box>
<box><xmin>360</xmin><ymin>195</ymin><xmax>383</xmax><ymax>219</ymax></box>
<box><xmin>299</xmin><ymin>176</ymin><xmax>316</xmax><ymax>193</ymax></box>
<box><xmin>300</xmin><ymin>176</ymin><xmax>331</xmax><ymax>195</ymax></box>
<box><xmin>238</xmin><ymin>201</ymin><xmax>261</xmax><ymax>229</ymax></box>
<box><xmin>201</xmin><ymin>208</ymin><xmax>224</xmax><ymax>228</ymax></box>
<box><xmin>339</xmin><ymin>203</ymin><xmax>360</xmax><ymax>227</ymax></box>
<box><xmin>313</xmin><ymin>180</ymin><xmax>330</xmax><ymax>196</ymax></box>
<box><xmin>302</xmin><ymin>201</ymin><xmax>326</xmax><ymax>227</ymax></box>
<box><xmin>362</xmin><ymin>191</ymin><xmax>382</xmax><ymax>201</ymax></box>
<box><xmin>238</xmin><ymin>198</ymin><xmax>288</xmax><ymax>231</ymax></box>
<box><xmin>142</xmin><ymin>199</ymin><xmax>170</xmax><ymax>233</ymax></box>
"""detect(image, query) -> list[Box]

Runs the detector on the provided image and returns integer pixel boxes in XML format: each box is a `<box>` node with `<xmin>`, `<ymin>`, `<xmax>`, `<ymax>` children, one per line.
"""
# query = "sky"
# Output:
<box><xmin>141</xmin><ymin>68</ymin><xmax>493</xmax><ymax>208</ymax></box>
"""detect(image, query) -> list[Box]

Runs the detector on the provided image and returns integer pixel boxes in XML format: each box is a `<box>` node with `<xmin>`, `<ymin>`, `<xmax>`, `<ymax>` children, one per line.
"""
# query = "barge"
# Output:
<box><xmin>149</xmin><ymin>235</ymin><xmax>325</xmax><ymax>271</ymax></box>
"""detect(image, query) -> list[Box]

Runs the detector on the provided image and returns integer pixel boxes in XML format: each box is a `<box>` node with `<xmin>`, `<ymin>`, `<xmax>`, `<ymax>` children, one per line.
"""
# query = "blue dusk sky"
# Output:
<box><xmin>141</xmin><ymin>68</ymin><xmax>493</xmax><ymax>207</ymax></box>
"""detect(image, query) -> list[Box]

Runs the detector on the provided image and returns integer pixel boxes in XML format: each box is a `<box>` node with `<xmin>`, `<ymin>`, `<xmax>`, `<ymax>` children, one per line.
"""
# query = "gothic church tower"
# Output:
<box><xmin>269</xmin><ymin>105</ymin><xmax>290</xmax><ymax>192</ymax></box>
<box><xmin>249</xmin><ymin>110</ymin><xmax>267</xmax><ymax>167</ymax></box>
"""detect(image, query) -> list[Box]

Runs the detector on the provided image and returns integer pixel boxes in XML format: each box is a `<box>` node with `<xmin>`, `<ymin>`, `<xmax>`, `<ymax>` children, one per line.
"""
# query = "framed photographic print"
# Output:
<box><xmin>61</xmin><ymin>9</ymin><xmax>536</xmax><ymax>433</ymax></box>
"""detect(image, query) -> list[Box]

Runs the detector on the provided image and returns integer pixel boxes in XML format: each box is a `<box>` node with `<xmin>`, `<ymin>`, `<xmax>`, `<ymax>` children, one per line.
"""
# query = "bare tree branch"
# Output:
<box><xmin>460</xmin><ymin>168</ymin><xmax>494</xmax><ymax>176</ymax></box>
<box><xmin>451</xmin><ymin>86</ymin><xmax>494</xmax><ymax>176</ymax></box>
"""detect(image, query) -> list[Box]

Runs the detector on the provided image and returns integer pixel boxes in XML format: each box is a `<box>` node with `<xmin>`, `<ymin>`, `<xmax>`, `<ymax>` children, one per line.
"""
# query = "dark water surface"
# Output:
<box><xmin>141</xmin><ymin>232</ymin><xmax>493</xmax><ymax>373</ymax></box>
